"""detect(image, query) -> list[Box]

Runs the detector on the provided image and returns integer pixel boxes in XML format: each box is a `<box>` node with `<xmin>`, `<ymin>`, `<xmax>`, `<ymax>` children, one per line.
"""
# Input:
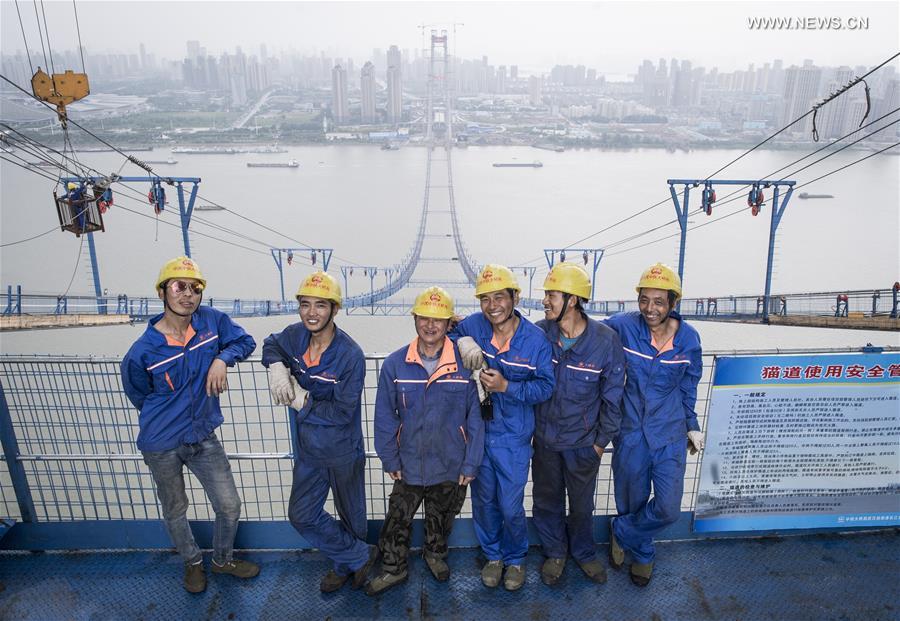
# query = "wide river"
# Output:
<box><xmin>1</xmin><ymin>143</ymin><xmax>897</xmax><ymax>355</ymax></box>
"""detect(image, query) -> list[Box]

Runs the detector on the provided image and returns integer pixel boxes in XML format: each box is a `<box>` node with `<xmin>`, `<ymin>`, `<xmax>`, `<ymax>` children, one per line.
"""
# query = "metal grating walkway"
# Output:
<box><xmin>1</xmin><ymin>530</ymin><xmax>897</xmax><ymax>620</ymax></box>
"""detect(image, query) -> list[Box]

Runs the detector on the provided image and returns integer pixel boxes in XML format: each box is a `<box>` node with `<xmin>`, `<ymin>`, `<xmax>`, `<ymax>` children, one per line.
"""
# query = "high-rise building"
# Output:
<box><xmin>768</xmin><ymin>59</ymin><xmax>785</xmax><ymax>94</ymax></box>
<box><xmin>332</xmin><ymin>64</ymin><xmax>348</xmax><ymax>123</ymax></box>
<box><xmin>386</xmin><ymin>45</ymin><xmax>402</xmax><ymax>123</ymax></box>
<box><xmin>672</xmin><ymin>60</ymin><xmax>692</xmax><ymax>107</ymax></box>
<box><xmin>781</xmin><ymin>64</ymin><xmax>822</xmax><ymax>133</ymax></box>
<box><xmin>360</xmin><ymin>61</ymin><xmax>377</xmax><ymax>123</ymax></box>
<box><xmin>871</xmin><ymin>78</ymin><xmax>899</xmax><ymax>137</ymax></box>
<box><xmin>186</xmin><ymin>41</ymin><xmax>201</xmax><ymax>61</ymax></box>
<box><xmin>510</xmin><ymin>65</ymin><xmax>518</xmax><ymax>81</ymax></box>
<box><xmin>844</xmin><ymin>98</ymin><xmax>870</xmax><ymax>136</ymax></box>
<box><xmin>818</xmin><ymin>67</ymin><xmax>853</xmax><ymax>139</ymax></box>
<box><xmin>528</xmin><ymin>75</ymin><xmax>542</xmax><ymax>106</ymax></box>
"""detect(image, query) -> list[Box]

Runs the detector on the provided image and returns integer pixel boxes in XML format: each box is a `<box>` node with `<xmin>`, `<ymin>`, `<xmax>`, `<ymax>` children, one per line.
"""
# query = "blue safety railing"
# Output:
<box><xmin>0</xmin><ymin>345</ymin><xmax>893</xmax><ymax>551</ymax></box>
<box><xmin>7</xmin><ymin>287</ymin><xmax>895</xmax><ymax>322</ymax></box>
<box><xmin>0</xmin><ymin>349</ymin><xmax>710</xmax><ymax>531</ymax></box>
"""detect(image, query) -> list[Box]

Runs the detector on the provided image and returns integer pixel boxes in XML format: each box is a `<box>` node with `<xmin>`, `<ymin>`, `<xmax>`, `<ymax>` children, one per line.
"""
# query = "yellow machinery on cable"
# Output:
<box><xmin>30</xmin><ymin>68</ymin><xmax>90</xmax><ymax>129</ymax></box>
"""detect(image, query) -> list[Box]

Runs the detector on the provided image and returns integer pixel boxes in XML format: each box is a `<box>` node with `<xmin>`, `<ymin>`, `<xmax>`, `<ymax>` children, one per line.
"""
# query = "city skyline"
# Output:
<box><xmin>1</xmin><ymin>1</ymin><xmax>896</xmax><ymax>76</ymax></box>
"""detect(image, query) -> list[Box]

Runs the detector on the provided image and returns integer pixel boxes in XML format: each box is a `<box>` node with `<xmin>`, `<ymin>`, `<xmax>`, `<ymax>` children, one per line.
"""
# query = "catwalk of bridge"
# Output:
<box><xmin>0</xmin><ymin>530</ymin><xmax>897</xmax><ymax>620</ymax></box>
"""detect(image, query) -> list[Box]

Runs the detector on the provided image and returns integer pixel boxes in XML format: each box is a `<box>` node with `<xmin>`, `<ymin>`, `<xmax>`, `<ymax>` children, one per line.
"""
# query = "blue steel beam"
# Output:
<box><xmin>763</xmin><ymin>184</ymin><xmax>795</xmax><ymax>322</ymax></box>
<box><xmin>85</xmin><ymin>233</ymin><xmax>105</xmax><ymax>314</ymax></box>
<box><xmin>543</xmin><ymin>249</ymin><xmax>604</xmax><ymax>301</ymax></box>
<box><xmin>667</xmin><ymin>178</ymin><xmax>796</xmax><ymax>320</ymax></box>
<box><xmin>61</xmin><ymin>177</ymin><xmax>202</xmax><ymax>294</ymax></box>
<box><xmin>270</xmin><ymin>248</ymin><xmax>333</xmax><ymax>302</ymax></box>
<box><xmin>174</xmin><ymin>182</ymin><xmax>199</xmax><ymax>257</ymax></box>
<box><xmin>0</xmin><ymin>383</ymin><xmax>36</xmax><ymax>523</ymax></box>
<box><xmin>509</xmin><ymin>266</ymin><xmax>537</xmax><ymax>302</ymax></box>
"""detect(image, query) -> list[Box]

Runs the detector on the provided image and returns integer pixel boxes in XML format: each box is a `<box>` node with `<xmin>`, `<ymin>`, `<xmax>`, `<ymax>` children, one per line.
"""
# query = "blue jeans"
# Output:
<box><xmin>142</xmin><ymin>432</ymin><xmax>242</xmax><ymax>564</ymax></box>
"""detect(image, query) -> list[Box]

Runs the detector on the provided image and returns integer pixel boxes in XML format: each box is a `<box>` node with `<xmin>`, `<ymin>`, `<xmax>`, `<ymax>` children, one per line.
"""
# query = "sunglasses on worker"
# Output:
<box><xmin>167</xmin><ymin>280</ymin><xmax>204</xmax><ymax>295</ymax></box>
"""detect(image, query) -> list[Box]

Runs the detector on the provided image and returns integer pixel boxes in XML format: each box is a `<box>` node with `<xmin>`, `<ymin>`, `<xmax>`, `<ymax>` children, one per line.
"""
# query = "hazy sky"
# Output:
<box><xmin>1</xmin><ymin>0</ymin><xmax>897</xmax><ymax>75</ymax></box>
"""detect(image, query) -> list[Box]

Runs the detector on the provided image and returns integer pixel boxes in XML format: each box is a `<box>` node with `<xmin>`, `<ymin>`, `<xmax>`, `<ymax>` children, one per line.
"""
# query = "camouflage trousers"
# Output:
<box><xmin>377</xmin><ymin>479</ymin><xmax>468</xmax><ymax>574</ymax></box>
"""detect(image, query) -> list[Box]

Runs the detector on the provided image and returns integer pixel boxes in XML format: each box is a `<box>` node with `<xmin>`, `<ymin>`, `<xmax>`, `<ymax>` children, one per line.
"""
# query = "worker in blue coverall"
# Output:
<box><xmin>121</xmin><ymin>256</ymin><xmax>260</xmax><ymax>594</ymax></box>
<box><xmin>533</xmin><ymin>262</ymin><xmax>625</xmax><ymax>586</ymax></box>
<box><xmin>454</xmin><ymin>264</ymin><xmax>555</xmax><ymax>591</ymax></box>
<box><xmin>261</xmin><ymin>271</ymin><xmax>378</xmax><ymax>593</ymax></box>
<box><xmin>366</xmin><ymin>287</ymin><xmax>485</xmax><ymax>595</ymax></box>
<box><xmin>604</xmin><ymin>263</ymin><xmax>705</xmax><ymax>587</ymax></box>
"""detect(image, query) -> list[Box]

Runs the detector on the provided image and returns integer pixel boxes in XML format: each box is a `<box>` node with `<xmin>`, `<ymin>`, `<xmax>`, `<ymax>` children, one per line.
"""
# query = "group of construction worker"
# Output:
<box><xmin>121</xmin><ymin>255</ymin><xmax>704</xmax><ymax>596</ymax></box>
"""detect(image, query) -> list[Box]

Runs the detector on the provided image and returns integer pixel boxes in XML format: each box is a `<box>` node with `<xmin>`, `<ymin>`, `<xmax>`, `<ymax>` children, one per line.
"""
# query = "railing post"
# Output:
<box><xmin>892</xmin><ymin>283</ymin><xmax>899</xmax><ymax>319</ymax></box>
<box><xmin>871</xmin><ymin>291</ymin><xmax>880</xmax><ymax>317</ymax></box>
<box><xmin>0</xmin><ymin>382</ymin><xmax>37</xmax><ymax>522</ymax></box>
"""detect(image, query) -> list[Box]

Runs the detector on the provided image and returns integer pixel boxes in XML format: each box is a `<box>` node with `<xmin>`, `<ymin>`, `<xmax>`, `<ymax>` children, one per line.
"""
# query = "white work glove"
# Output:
<box><xmin>268</xmin><ymin>362</ymin><xmax>294</xmax><ymax>406</ymax></box>
<box><xmin>288</xmin><ymin>376</ymin><xmax>308</xmax><ymax>410</ymax></box>
<box><xmin>472</xmin><ymin>366</ymin><xmax>489</xmax><ymax>403</ymax></box>
<box><xmin>457</xmin><ymin>336</ymin><xmax>485</xmax><ymax>371</ymax></box>
<box><xmin>688</xmin><ymin>430</ymin><xmax>705</xmax><ymax>454</ymax></box>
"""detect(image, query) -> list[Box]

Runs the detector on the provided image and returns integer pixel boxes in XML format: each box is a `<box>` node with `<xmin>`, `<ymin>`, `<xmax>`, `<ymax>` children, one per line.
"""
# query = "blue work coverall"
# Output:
<box><xmin>261</xmin><ymin>324</ymin><xmax>371</xmax><ymax>577</ymax></box>
<box><xmin>605</xmin><ymin>310</ymin><xmax>702</xmax><ymax>564</ymax></box>
<box><xmin>374</xmin><ymin>336</ymin><xmax>485</xmax><ymax>486</ymax></box>
<box><xmin>373</xmin><ymin>337</ymin><xmax>485</xmax><ymax>572</ymax></box>
<box><xmin>533</xmin><ymin>317</ymin><xmax>625</xmax><ymax>563</ymax></box>
<box><xmin>121</xmin><ymin>306</ymin><xmax>256</xmax><ymax>452</ymax></box>
<box><xmin>453</xmin><ymin>310</ymin><xmax>554</xmax><ymax>566</ymax></box>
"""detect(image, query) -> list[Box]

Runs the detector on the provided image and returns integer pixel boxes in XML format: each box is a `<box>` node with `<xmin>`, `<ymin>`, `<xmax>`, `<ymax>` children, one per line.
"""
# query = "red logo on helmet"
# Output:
<box><xmin>650</xmin><ymin>267</ymin><xmax>663</xmax><ymax>276</ymax></box>
<box><xmin>310</xmin><ymin>275</ymin><xmax>323</xmax><ymax>285</ymax></box>
<box><xmin>182</xmin><ymin>259</ymin><xmax>194</xmax><ymax>267</ymax></box>
<box><xmin>482</xmin><ymin>270</ymin><xmax>493</xmax><ymax>280</ymax></box>
<box><xmin>429</xmin><ymin>293</ymin><xmax>442</xmax><ymax>302</ymax></box>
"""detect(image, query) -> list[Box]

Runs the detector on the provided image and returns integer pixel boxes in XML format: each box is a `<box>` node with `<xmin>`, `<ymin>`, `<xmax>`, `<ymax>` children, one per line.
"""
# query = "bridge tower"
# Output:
<box><xmin>426</xmin><ymin>29</ymin><xmax>452</xmax><ymax>144</ymax></box>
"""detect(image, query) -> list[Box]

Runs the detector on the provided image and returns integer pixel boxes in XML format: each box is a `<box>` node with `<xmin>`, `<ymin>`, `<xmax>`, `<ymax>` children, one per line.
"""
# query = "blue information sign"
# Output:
<box><xmin>694</xmin><ymin>352</ymin><xmax>900</xmax><ymax>533</ymax></box>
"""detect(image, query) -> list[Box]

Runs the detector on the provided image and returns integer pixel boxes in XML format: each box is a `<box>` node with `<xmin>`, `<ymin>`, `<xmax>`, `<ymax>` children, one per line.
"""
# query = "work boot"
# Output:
<box><xmin>630</xmin><ymin>561</ymin><xmax>653</xmax><ymax>587</ymax></box>
<box><xmin>424</xmin><ymin>552</ymin><xmax>450</xmax><ymax>582</ymax></box>
<box><xmin>211</xmin><ymin>558</ymin><xmax>260</xmax><ymax>579</ymax></box>
<box><xmin>609</xmin><ymin>518</ymin><xmax>625</xmax><ymax>569</ymax></box>
<box><xmin>365</xmin><ymin>570</ymin><xmax>408</xmax><ymax>596</ymax></box>
<box><xmin>577</xmin><ymin>558</ymin><xmax>608</xmax><ymax>584</ymax></box>
<box><xmin>540</xmin><ymin>558</ymin><xmax>565</xmax><ymax>586</ymax></box>
<box><xmin>503</xmin><ymin>564</ymin><xmax>526</xmax><ymax>591</ymax></box>
<box><xmin>319</xmin><ymin>570</ymin><xmax>349</xmax><ymax>593</ymax></box>
<box><xmin>351</xmin><ymin>545</ymin><xmax>379</xmax><ymax>590</ymax></box>
<box><xmin>481</xmin><ymin>559</ymin><xmax>503</xmax><ymax>588</ymax></box>
<box><xmin>184</xmin><ymin>560</ymin><xmax>206</xmax><ymax>594</ymax></box>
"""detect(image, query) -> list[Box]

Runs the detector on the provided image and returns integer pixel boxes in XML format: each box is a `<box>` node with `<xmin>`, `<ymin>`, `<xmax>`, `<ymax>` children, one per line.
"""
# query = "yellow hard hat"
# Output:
<box><xmin>296</xmin><ymin>271</ymin><xmax>342</xmax><ymax>307</ymax></box>
<box><xmin>156</xmin><ymin>256</ymin><xmax>206</xmax><ymax>291</ymax></box>
<box><xmin>635</xmin><ymin>262</ymin><xmax>682</xmax><ymax>302</ymax></box>
<box><xmin>475</xmin><ymin>264</ymin><xmax>520</xmax><ymax>297</ymax></box>
<box><xmin>543</xmin><ymin>262</ymin><xmax>591</xmax><ymax>299</ymax></box>
<box><xmin>411</xmin><ymin>286</ymin><xmax>454</xmax><ymax>319</ymax></box>
<box><xmin>67</xmin><ymin>182</ymin><xmax>78</xmax><ymax>190</ymax></box>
